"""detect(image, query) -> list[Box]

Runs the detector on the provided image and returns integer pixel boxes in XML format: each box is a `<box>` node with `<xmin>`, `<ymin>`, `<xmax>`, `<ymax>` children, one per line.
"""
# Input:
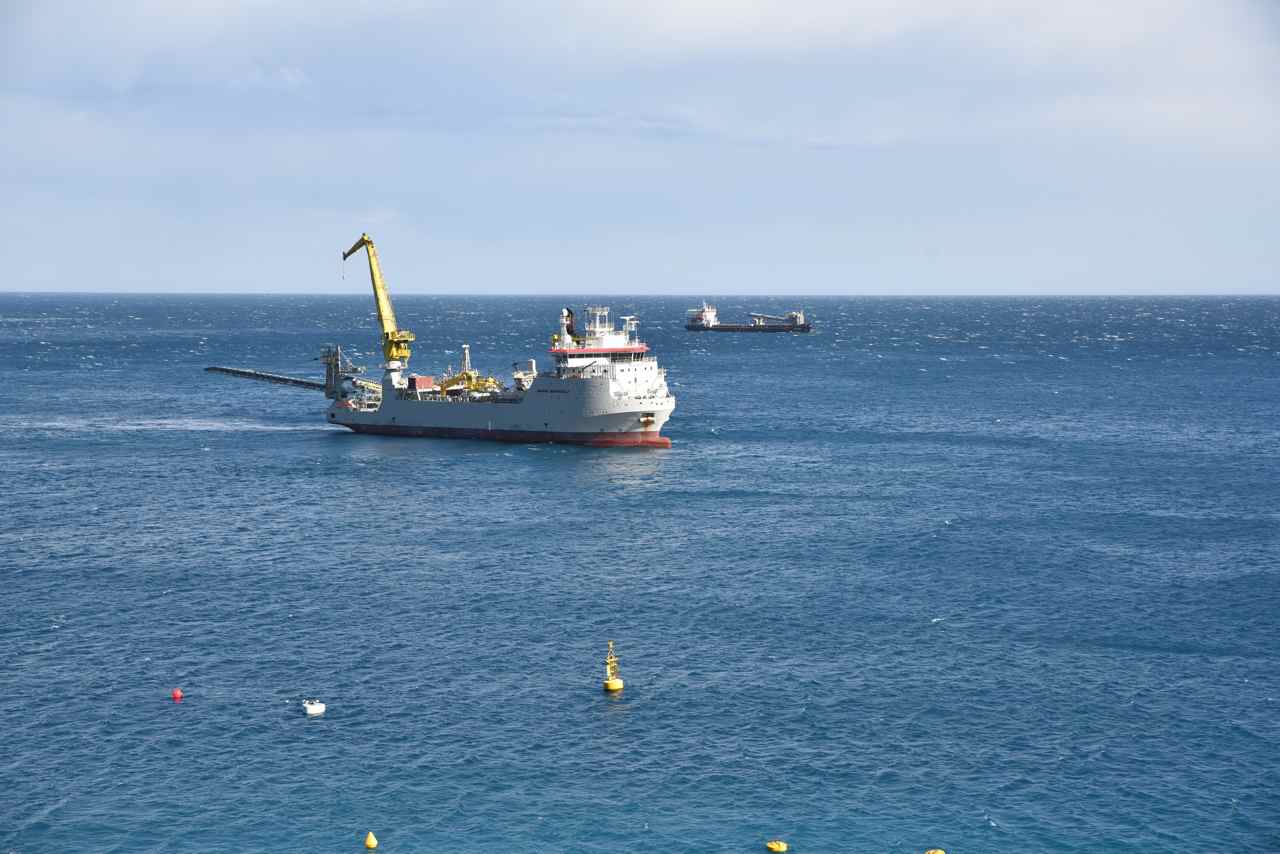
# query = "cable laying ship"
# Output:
<box><xmin>685</xmin><ymin>302</ymin><xmax>811</xmax><ymax>332</ymax></box>
<box><xmin>323</xmin><ymin>234</ymin><xmax>675</xmax><ymax>448</ymax></box>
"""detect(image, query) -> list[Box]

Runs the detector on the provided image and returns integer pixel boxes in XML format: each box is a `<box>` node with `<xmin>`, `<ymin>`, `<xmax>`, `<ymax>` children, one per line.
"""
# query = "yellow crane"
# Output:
<box><xmin>343</xmin><ymin>233</ymin><xmax>416</xmax><ymax>365</ymax></box>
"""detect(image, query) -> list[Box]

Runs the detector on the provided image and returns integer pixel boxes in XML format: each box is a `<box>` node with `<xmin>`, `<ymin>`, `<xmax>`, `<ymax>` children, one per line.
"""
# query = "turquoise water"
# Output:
<box><xmin>2</xmin><ymin>294</ymin><xmax>1278</xmax><ymax>852</ymax></box>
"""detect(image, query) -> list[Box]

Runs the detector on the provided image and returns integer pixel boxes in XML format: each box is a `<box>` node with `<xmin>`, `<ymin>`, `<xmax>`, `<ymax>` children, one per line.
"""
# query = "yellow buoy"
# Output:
<box><xmin>766</xmin><ymin>840</ymin><xmax>789</xmax><ymax>852</ymax></box>
<box><xmin>364</xmin><ymin>830</ymin><xmax>378</xmax><ymax>849</ymax></box>
<box><xmin>603</xmin><ymin>640</ymin><xmax>624</xmax><ymax>692</ymax></box>
<box><xmin>924</xmin><ymin>850</ymin><xmax>945</xmax><ymax>854</ymax></box>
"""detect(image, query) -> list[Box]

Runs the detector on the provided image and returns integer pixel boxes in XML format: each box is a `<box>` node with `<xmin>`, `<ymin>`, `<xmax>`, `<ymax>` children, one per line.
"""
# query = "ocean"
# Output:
<box><xmin>2</xmin><ymin>294</ymin><xmax>1277</xmax><ymax>853</ymax></box>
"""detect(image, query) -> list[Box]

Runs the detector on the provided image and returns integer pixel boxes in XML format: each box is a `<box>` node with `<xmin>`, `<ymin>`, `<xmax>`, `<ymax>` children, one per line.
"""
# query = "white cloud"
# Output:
<box><xmin>5</xmin><ymin>0</ymin><xmax>1275</xmax><ymax>151</ymax></box>
<box><xmin>2</xmin><ymin>0</ymin><xmax>1277</xmax><ymax>293</ymax></box>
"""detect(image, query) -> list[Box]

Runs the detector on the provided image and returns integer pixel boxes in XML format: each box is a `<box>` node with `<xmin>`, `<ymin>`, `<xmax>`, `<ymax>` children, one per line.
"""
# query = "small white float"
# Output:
<box><xmin>302</xmin><ymin>698</ymin><xmax>326</xmax><ymax>717</ymax></box>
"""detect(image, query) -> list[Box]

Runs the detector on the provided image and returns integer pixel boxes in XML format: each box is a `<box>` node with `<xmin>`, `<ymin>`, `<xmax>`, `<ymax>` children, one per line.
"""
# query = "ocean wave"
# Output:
<box><xmin>0</xmin><ymin>416</ymin><xmax>335</xmax><ymax>434</ymax></box>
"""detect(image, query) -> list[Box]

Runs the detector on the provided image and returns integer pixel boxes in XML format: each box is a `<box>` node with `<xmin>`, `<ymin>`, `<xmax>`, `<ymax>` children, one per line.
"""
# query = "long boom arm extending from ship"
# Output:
<box><xmin>343</xmin><ymin>233</ymin><xmax>416</xmax><ymax>365</ymax></box>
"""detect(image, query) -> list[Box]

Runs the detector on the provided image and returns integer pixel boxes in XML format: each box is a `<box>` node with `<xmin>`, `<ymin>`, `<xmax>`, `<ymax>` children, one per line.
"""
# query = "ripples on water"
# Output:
<box><xmin>2</xmin><ymin>295</ymin><xmax>1278</xmax><ymax>852</ymax></box>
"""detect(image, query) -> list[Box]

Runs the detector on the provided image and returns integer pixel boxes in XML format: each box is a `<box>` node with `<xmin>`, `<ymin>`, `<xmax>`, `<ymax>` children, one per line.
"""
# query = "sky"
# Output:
<box><xmin>2</xmin><ymin>0</ymin><xmax>1278</xmax><ymax>295</ymax></box>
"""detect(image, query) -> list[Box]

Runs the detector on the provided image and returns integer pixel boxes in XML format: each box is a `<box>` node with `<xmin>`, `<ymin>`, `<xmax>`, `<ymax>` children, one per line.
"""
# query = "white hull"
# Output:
<box><xmin>330</xmin><ymin>368</ymin><xmax>674</xmax><ymax>447</ymax></box>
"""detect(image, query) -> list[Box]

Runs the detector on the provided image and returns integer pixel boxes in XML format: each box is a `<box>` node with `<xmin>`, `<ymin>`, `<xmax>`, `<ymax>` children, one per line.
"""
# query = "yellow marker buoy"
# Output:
<box><xmin>364</xmin><ymin>830</ymin><xmax>378</xmax><ymax>849</ymax></box>
<box><xmin>924</xmin><ymin>850</ymin><xmax>945</xmax><ymax>854</ymax></box>
<box><xmin>603</xmin><ymin>640</ymin><xmax>624</xmax><ymax>692</ymax></box>
<box><xmin>766</xmin><ymin>840</ymin><xmax>789</xmax><ymax>852</ymax></box>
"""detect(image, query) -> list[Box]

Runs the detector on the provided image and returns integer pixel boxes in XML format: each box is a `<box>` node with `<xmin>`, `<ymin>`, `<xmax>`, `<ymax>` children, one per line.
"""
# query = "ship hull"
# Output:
<box><xmin>329</xmin><ymin>369</ymin><xmax>674</xmax><ymax>448</ymax></box>
<box><xmin>340</xmin><ymin>423</ymin><xmax>671</xmax><ymax>448</ymax></box>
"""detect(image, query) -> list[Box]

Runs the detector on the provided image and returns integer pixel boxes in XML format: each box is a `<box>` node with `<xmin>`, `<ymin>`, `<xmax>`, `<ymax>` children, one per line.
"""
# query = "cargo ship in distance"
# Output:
<box><xmin>685</xmin><ymin>302</ymin><xmax>811</xmax><ymax>332</ymax></box>
<box><xmin>325</xmin><ymin>234</ymin><xmax>675</xmax><ymax>448</ymax></box>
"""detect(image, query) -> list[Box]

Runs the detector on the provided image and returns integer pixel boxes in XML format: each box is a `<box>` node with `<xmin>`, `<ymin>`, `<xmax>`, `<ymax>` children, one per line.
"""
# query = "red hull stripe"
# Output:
<box><xmin>548</xmin><ymin>345</ymin><xmax>649</xmax><ymax>354</ymax></box>
<box><xmin>341</xmin><ymin>423</ymin><xmax>672</xmax><ymax>448</ymax></box>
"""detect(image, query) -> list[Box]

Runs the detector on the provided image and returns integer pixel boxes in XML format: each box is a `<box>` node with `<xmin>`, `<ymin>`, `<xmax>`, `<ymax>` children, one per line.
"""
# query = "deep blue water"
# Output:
<box><xmin>2</xmin><ymin>294</ymin><xmax>1278</xmax><ymax>853</ymax></box>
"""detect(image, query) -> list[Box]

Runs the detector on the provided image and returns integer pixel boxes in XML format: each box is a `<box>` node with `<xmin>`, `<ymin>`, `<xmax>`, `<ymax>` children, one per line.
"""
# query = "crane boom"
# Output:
<box><xmin>343</xmin><ymin>233</ymin><xmax>416</xmax><ymax>365</ymax></box>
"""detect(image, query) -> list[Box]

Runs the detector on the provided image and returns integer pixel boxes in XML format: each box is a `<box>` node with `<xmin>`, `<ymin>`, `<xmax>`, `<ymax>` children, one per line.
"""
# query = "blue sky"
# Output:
<box><xmin>2</xmin><ymin>1</ymin><xmax>1277</xmax><ymax>295</ymax></box>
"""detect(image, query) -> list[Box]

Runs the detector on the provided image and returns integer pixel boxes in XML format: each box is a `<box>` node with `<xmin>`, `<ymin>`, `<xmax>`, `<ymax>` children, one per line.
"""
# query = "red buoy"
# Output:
<box><xmin>171</xmin><ymin>688</ymin><xmax>184</xmax><ymax>703</ymax></box>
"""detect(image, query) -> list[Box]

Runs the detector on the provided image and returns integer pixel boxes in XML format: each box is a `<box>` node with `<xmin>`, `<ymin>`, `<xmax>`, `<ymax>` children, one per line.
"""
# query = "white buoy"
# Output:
<box><xmin>302</xmin><ymin>698</ymin><xmax>326</xmax><ymax>717</ymax></box>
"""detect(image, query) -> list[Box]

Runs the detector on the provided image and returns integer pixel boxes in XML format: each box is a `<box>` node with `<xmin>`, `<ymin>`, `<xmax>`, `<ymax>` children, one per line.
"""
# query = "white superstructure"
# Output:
<box><xmin>327</xmin><ymin>305</ymin><xmax>675</xmax><ymax>448</ymax></box>
<box><xmin>685</xmin><ymin>302</ymin><xmax>719</xmax><ymax>329</ymax></box>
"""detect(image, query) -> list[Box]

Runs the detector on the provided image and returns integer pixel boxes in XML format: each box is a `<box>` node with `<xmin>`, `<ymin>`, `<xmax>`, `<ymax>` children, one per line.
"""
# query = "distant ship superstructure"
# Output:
<box><xmin>326</xmin><ymin>235</ymin><xmax>675</xmax><ymax>447</ymax></box>
<box><xmin>685</xmin><ymin>302</ymin><xmax>811</xmax><ymax>333</ymax></box>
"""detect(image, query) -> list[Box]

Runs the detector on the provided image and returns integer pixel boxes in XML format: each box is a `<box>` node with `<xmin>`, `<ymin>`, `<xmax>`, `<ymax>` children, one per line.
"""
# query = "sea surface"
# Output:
<box><xmin>2</xmin><ymin>294</ymin><xmax>1277</xmax><ymax>853</ymax></box>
